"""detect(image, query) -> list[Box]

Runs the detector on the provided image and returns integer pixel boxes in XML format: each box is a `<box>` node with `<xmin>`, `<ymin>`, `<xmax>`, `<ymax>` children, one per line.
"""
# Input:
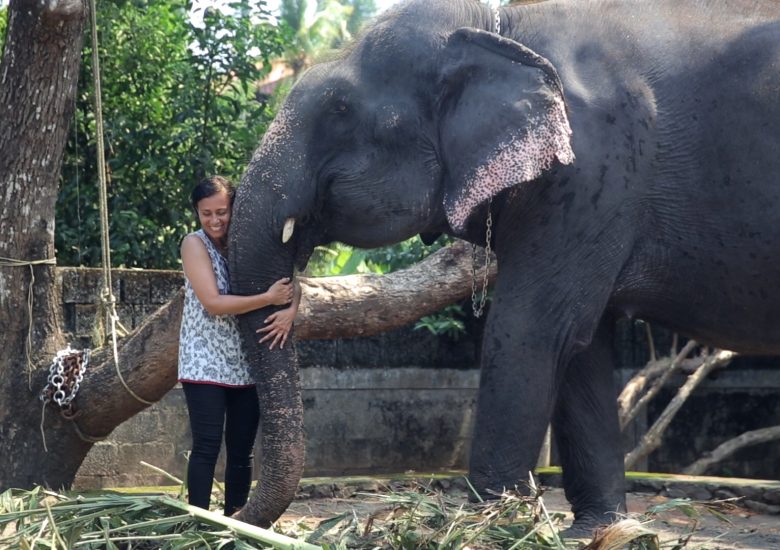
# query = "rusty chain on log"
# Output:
<box><xmin>38</xmin><ymin>345</ymin><xmax>106</xmax><ymax>449</ymax></box>
<box><xmin>39</xmin><ymin>345</ymin><xmax>90</xmax><ymax>420</ymax></box>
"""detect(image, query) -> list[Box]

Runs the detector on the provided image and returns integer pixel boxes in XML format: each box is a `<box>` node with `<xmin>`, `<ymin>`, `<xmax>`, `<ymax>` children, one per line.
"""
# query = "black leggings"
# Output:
<box><xmin>182</xmin><ymin>383</ymin><xmax>260</xmax><ymax>515</ymax></box>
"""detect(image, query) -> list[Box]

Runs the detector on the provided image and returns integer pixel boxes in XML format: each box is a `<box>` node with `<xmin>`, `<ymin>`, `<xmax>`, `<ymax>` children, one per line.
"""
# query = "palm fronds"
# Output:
<box><xmin>0</xmin><ymin>481</ymin><xmax>735</xmax><ymax>549</ymax></box>
<box><xmin>0</xmin><ymin>486</ymin><xmax>318</xmax><ymax>549</ymax></box>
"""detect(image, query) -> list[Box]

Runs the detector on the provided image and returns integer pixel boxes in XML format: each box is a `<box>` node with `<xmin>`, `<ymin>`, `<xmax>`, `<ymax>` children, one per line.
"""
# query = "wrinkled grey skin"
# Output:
<box><xmin>229</xmin><ymin>0</ymin><xmax>780</xmax><ymax>530</ymax></box>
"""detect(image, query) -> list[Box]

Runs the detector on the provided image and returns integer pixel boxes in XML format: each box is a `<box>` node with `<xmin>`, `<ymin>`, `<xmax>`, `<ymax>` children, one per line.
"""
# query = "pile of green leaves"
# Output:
<box><xmin>0</xmin><ymin>486</ymin><xmax>313</xmax><ymax>549</ymax></box>
<box><xmin>310</xmin><ymin>487</ymin><xmax>571</xmax><ymax>549</ymax></box>
<box><xmin>57</xmin><ymin>0</ymin><xmax>291</xmax><ymax>269</ymax></box>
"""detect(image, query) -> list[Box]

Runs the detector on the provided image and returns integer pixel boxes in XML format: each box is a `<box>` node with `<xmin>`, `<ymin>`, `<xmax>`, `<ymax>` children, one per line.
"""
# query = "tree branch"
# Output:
<box><xmin>74</xmin><ymin>289</ymin><xmax>185</xmax><ymax>437</ymax></box>
<box><xmin>624</xmin><ymin>349</ymin><xmax>736</xmax><ymax>471</ymax></box>
<box><xmin>618</xmin><ymin>340</ymin><xmax>698</xmax><ymax>431</ymax></box>
<box><xmin>295</xmin><ymin>240</ymin><xmax>496</xmax><ymax>339</ymax></box>
<box><xmin>683</xmin><ymin>425</ymin><xmax>780</xmax><ymax>476</ymax></box>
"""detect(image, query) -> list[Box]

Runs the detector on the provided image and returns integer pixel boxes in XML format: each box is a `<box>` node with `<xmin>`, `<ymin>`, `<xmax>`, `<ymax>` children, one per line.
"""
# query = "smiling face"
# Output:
<box><xmin>196</xmin><ymin>191</ymin><xmax>232</xmax><ymax>247</ymax></box>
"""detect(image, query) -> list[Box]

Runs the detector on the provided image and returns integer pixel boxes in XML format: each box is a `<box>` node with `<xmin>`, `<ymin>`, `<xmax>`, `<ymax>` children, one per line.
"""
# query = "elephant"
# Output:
<box><xmin>228</xmin><ymin>0</ymin><xmax>780</xmax><ymax>531</ymax></box>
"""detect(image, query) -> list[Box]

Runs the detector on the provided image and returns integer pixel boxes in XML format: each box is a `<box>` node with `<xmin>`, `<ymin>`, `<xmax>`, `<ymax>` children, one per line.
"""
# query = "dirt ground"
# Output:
<box><xmin>278</xmin><ymin>486</ymin><xmax>780</xmax><ymax>549</ymax></box>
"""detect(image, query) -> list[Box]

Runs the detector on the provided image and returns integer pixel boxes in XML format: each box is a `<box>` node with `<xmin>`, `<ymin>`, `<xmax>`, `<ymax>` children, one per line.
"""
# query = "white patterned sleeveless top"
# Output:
<box><xmin>178</xmin><ymin>230</ymin><xmax>254</xmax><ymax>387</ymax></box>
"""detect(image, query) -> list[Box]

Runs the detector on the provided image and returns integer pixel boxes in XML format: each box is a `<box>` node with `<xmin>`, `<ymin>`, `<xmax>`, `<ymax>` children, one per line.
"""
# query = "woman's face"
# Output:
<box><xmin>196</xmin><ymin>190</ymin><xmax>231</xmax><ymax>244</ymax></box>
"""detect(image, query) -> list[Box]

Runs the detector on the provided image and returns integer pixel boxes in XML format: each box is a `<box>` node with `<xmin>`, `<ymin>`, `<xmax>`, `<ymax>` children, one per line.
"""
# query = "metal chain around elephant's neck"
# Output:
<box><xmin>471</xmin><ymin>199</ymin><xmax>493</xmax><ymax>318</ymax></box>
<box><xmin>470</xmin><ymin>4</ymin><xmax>500</xmax><ymax>319</ymax></box>
<box><xmin>491</xmin><ymin>2</ymin><xmax>501</xmax><ymax>35</ymax></box>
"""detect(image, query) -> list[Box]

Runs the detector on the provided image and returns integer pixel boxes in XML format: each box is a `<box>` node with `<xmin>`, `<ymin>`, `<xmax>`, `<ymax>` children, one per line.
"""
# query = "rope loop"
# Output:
<box><xmin>0</xmin><ymin>256</ymin><xmax>57</xmax><ymax>386</ymax></box>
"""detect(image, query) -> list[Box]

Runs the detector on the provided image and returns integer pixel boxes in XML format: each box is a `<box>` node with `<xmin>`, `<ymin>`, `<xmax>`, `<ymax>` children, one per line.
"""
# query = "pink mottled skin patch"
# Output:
<box><xmin>447</xmin><ymin>97</ymin><xmax>574</xmax><ymax>232</ymax></box>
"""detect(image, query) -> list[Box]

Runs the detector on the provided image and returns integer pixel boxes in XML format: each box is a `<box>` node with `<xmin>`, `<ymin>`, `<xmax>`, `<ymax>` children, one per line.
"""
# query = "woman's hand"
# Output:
<box><xmin>256</xmin><ymin>306</ymin><xmax>296</xmax><ymax>350</ymax></box>
<box><xmin>265</xmin><ymin>277</ymin><xmax>294</xmax><ymax>306</ymax></box>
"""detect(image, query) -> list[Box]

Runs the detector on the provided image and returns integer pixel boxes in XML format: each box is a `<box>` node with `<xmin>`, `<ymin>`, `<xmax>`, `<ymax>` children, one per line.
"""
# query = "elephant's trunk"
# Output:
<box><xmin>235</xmin><ymin>341</ymin><xmax>304</xmax><ymax>527</ymax></box>
<box><xmin>228</xmin><ymin>111</ymin><xmax>311</xmax><ymax>526</ymax></box>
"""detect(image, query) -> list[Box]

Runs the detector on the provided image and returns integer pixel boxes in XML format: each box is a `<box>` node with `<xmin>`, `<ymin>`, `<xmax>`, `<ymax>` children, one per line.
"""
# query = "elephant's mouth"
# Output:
<box><xmin>288</xmin><ymin>218</ymin><xmax>317</xmax><ymax>271</ymax></box>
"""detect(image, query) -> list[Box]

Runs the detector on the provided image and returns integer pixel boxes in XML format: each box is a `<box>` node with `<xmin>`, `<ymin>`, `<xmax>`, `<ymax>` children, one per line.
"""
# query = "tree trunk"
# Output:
<box><xmin>0</xmin><ymin>0</ymin><xmax>88</xmax><ymax>488</ymax></box>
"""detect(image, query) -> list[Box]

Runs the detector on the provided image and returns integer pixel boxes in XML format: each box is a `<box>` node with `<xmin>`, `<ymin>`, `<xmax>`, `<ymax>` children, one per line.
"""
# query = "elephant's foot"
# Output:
<box><xmin>560</xmin><ymin>518</ymin><xmax>598</xmax><ymax>540</ymax></box>
<box><xmin>560</xmin><ymin>510</ymin><xmax>622</xmax><ymax>541</ymax></box>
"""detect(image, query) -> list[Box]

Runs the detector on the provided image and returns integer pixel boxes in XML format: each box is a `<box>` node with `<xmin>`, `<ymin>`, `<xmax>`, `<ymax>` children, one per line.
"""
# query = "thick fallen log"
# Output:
<box><xmin>72</xmin><ymin>241</ymin><xmax>497</xmax><ymax>442</ymax></box>
<box><xmin>296</xmin><ymin>240</ymin><xmax>496</xmax><ymax>339</ymax></box>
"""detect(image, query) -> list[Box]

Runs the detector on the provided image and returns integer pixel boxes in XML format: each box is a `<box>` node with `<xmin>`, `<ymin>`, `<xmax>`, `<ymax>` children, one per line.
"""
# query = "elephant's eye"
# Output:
<box><xmin>333</xmin><ymin>102</ymin><xmax>348</xmax><ymax>114</ymax></box>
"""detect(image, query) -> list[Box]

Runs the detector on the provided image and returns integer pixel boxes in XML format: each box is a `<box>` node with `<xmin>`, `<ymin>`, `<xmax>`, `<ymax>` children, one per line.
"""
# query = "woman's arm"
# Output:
<box><xmin>256</xmin><ymin>278</ymin><xmax>302</xmax><ymax>350</ymax></box>
<box><xmin>181</xmin><ymin>234</ymin><xmax>293</xmax><ymax>316</ymax></box>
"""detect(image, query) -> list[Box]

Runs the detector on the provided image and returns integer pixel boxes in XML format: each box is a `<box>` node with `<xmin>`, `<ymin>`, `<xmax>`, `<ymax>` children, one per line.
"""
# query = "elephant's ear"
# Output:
<box><xmin>438</xmin><ymin>28</ymin><xmax>574</xmax><ymax>233</ymax></box>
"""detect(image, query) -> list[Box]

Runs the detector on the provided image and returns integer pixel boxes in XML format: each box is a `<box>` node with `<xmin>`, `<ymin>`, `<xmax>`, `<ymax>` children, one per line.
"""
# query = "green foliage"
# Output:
<box><xmin>56</xmin><ymin>0</ymin><xmax>290</xmax><ymax>268</ymax></box>
<box><xmin>415</xmin><ymin>304</ymin><xmax>466</xmax><ymax>339</ymax></box>
<box><xmin>0</xmin><ymin>486</ymin><xmax>314</xmax><ymax>549</ymax></box>
<box><xmin>363</xmin><ymin>235</ymin><xmax>450</xmax><ymax>273</ymax></box>
<box><xmin>0</xmin><ymin>6</ymin><xmax>7</xmax><ymax>51</ymax></box>
<box><xmin>344</xmin><ymin>0</ymin><xmax>377</xmax><ymax>36</ymax></box>
<box><xmin>306</xmin><ymin>235</ymin><xmax>451</xmax><ymax>276</ymax></box>
<box><xmin>305</xmin><ymin>243</ymin><xmax>371</xmax><ymax>276</ymax></box>
<box><xmin>279</xmin><ymin>0</ymin><xmax>375</xmax><ymax>75</ymax></box>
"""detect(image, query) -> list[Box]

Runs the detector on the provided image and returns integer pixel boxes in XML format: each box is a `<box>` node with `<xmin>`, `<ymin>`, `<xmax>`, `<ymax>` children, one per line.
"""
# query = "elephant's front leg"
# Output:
<box><xmin>553</xmin><ymin>318</ymin><xmax>626</xmax><ymax>533</ymax></box>
<box><xmin>467</xmin><ymin>287</ymin><xmax>564</xmax><ymax>498</ymax></box>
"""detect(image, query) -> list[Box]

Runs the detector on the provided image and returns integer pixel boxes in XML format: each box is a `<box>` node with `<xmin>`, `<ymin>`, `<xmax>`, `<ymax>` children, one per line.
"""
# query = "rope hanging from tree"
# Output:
<box><xmin>87</xmin><ymin>0</ymin><xmax>154</xmax><ymax>408</ymax></box>
<box><xmin>39</xmin><ymin>0</ymin><xmax>155</xmax><ymax>450</ymax></box>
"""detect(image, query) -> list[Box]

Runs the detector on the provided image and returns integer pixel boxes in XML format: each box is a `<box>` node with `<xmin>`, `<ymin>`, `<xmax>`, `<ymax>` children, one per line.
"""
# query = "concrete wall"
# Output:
<box><xmin>59</xmin><ymin>268</ymin><xmax>780</xmax><ymax>488</ymax></box>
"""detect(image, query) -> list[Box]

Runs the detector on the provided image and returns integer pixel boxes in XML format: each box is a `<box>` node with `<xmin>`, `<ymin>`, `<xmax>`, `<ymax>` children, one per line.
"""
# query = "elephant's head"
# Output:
<box><xmin>228</xmin><ymin>0</ymin><xmax>573</xmax><ymax>526</ymax></box>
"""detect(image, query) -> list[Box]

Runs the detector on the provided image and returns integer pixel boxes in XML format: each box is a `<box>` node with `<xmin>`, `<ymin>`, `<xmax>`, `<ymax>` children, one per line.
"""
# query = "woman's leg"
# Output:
<box><xmin>182</xmin><ymin>383</ymin><xmax>227</xmax><ymax>510</ymax></box>
<box><xmin>223</xmin><ymin>385</ymin><xmax>260</xmax><ymax>515</ymax></box>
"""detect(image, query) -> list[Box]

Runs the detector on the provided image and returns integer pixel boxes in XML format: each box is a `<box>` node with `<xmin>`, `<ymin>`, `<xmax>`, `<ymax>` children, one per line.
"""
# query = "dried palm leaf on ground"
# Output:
<box><xmin>0</xmin><ymin>486</ymin><xmax>317</xmax><ymax>549</ymax></box>
<box><xmin>582</xmin><ymin>497</ymin><xmax>740</xmax><ymax>550</ymax></box>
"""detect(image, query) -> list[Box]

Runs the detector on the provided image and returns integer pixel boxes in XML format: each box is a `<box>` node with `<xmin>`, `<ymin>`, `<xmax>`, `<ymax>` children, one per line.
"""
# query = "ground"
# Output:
<box><xmin>276</xmin><ymin>475</ymin><xmax>780</xmax><ymax>549</ymax></box>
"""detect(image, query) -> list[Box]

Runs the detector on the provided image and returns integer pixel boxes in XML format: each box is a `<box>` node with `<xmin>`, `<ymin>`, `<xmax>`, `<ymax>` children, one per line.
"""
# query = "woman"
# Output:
<box><xmin>178</xmin><ymin>175</ymin><xmax>300</xmax><ymax>515</ymax></box>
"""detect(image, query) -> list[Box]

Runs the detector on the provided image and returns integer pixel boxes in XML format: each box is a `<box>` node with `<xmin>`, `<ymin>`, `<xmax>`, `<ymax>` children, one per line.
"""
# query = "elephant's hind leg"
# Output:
<box><xmin>553</xmin><ymin>319</ymin><xmax>626</xmax><ymax>534</ymax></box>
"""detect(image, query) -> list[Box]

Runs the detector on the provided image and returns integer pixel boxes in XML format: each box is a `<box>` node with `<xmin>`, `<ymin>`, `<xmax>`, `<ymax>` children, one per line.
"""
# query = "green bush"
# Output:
<box><xmin>0</xmin><ymin>7</ymin><xmax>7</xmax><ymax>48</ymax></box>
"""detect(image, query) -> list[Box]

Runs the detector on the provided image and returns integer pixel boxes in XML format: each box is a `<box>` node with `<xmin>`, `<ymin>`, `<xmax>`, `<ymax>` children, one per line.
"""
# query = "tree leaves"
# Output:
<box><xmin>56</xmin><ymin>0</ymin><xmax>290</xmax><ymax>268</ymax></box>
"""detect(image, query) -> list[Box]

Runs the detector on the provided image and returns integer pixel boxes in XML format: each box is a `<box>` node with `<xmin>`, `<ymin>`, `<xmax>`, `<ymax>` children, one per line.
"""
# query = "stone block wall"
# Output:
<box><xmin>58</xmin><ymin>267</ymin><xmax>184</xmax><ymax>349</ymax></box>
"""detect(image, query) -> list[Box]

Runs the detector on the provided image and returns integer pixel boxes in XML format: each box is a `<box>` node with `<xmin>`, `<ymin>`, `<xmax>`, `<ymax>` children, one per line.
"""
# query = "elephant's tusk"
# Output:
<box><xmin>282</xmin><ymin>217</ymin><xmax>295</xmax><ymax>243</ymax></box>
